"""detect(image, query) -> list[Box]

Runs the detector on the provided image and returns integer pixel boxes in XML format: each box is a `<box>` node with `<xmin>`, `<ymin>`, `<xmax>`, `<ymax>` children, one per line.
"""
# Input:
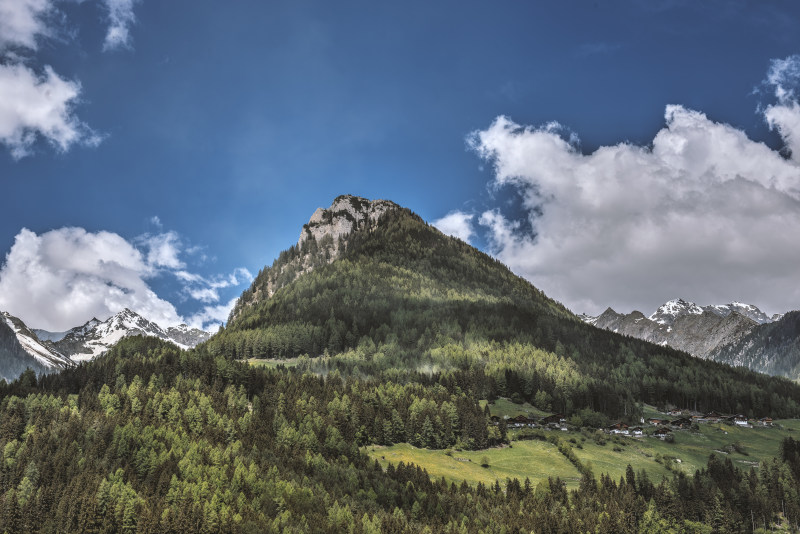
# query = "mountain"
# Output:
<box><xmin>211</xmin><ymin>195</ymin><xmax>800</xmax><ymax>421</ymax></box>
<box><xmin>230</xmin><ymin>195</ymin><xmax>400</xmax><ymax>322</ymax></box>
<box><xmin>0</xmin><ymin>308</ymin><xmax>210</xmax><ymax>380</ymax></box>
<box><xmin>1</xmin><ymin>311</ymin><xmax>73</xmax><ymax>372</ymax></box>
<box><xmin>584</xmin><ymin>299</ymin><xmax>763</xmax><ymax>359</ymax></box>
<box><xmin>580</xmin><ymin>299</ymin><xmax>800</xmax><ymax>379</ymax></box>
<box><xmin>2</xmin><ymin>195</ymin><xmax>800</xmax><ymax>533</ymax></box>
<box><xmin>52</xmin><ymin>308</ymin><xmax>210</xmax><ymax>361</ymax></box>
<box><xmin>0</xmin><ymin>316</ymin><xmax>50</xmax><ymax>382</ymax></box>
<box><xmin>710</xmin><ymin>311</ymin><xmax>800</xmax><ymax>379</ymax></box>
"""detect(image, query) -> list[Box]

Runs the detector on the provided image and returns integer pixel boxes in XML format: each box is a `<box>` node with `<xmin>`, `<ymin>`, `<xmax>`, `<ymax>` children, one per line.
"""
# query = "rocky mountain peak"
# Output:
<box><xmin>649</xmin><ymin>298</ymin><xmax>704</xmax><ymax>325</ymax></box>
<box><xmin>298</xmin><ymin>195</ymin><xmax>399</xmax><ymax>252</ymax></box>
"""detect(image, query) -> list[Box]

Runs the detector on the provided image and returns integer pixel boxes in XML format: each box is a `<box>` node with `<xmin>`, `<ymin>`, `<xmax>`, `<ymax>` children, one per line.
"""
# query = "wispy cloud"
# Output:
<box><xmin>0</xmin><ymin>0</ymin><xmax>56</xmax><ymax>51</ymax></box>
<box><xmin>101</xmin><ymin>0</ymin><xmax>138</xmax><ymax>51</ymax></box>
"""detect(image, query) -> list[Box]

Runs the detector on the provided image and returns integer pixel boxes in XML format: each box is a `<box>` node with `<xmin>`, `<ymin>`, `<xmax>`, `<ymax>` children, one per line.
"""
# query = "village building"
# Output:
<box><xmin>653</xmin><ymin>427</ymin><xmax>672</xmax><ymax>440</ymax></box>
<box><xmin>608</xmin><ymin>422</ymin><xmax>629</xmax><ymax>435</ymax></box>
<box><xmin>670</xmin><ymin>417</ymin><xmax>692</xmax><ymax>428</ymax></box>
<box><xmin>732</xmin><ymin>415</ymin><xmax>749</xmax><ymax>427</ymax></box>
<box><xmin>541</xmin><ymin>413</ymin><xmax>566</xmax><ymax>426</ymax></box>
<box><xmin>700</xmin><ymin>411</ymin><xmax>724</xmax><ymax>424</ymax></box>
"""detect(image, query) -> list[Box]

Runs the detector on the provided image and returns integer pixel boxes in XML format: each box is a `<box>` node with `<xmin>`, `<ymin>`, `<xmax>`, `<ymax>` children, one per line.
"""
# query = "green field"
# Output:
<box><xmin>245</xmin><ymin>358</ymin><xmax>300</xmax><ymax>368</ymax></box>
<box><xmin>369</xmin><ymin>441</ymin><xmax>582</xmax><ymax>488</ymax></box>
<box><xmin>479</xmin><ymin>398</ymin><xmax>550</xmax><ymax>419</ymax></box>
<box><xmin>368</xmin><ymin>419</ymin><xmax>800</xmax><ymax>489</ymax></box>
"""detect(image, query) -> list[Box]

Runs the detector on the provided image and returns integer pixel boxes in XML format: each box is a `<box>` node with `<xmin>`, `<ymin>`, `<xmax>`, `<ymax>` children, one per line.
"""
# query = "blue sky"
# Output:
<box><xmin>1</xmin><ymin>1</ymin><xmax>800</xmax><ymax>330</ymax></box>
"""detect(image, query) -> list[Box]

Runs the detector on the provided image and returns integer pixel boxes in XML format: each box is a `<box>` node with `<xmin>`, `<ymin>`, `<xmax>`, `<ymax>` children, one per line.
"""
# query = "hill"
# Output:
<box><xmin>211</xmin><ymin>195</ymin><xmax>800</xmax><ymax>421</ymax></box>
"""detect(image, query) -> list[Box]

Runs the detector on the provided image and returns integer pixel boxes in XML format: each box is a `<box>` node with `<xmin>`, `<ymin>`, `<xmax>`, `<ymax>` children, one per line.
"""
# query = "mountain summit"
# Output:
<box><xmin>299</xmin><ymin>195</ymin><xmax>399</xmax><ymax>254</ymax></box>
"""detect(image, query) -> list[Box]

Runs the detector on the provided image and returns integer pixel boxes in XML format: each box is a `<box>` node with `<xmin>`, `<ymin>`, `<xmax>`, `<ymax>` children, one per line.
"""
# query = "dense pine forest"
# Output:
<box><xmin>2</xmin><ymin>201</ymin><xmax>800</xmax><ymax>532</ymax></box>
<box><xmin>0</xmin><ymin>337</ymin><xmax>799</xmax><ymax>532</ymax></box>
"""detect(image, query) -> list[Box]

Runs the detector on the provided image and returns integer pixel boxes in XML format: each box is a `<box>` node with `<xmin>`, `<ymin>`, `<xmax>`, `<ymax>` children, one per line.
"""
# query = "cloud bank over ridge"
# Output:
<box><xmin>0</xmin><ymin>225</ymin><xmax>251</xmax><ymax>332</ymax></box>
<box><xmin>463</xmin><ymin>56</ymin><xmax>800</xmax><ymax>317</ymax></box>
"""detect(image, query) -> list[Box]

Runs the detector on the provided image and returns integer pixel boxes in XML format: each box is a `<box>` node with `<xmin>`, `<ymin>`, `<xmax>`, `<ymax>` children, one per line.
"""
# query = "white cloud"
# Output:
<box><xmin>185</xmin><ymin>297</ymin><xmax>239</xmax><ymax>332</ymax></box>
<box><xmin>0</xmin><ymin>226</ymin><xmax>253</xmax><ymax>331</ymax></box>
<box><xmin>101</xmin><ymin>0</ymin><xmax>138</xmax><ymax>51</ymax></box>
<box><xmin>138</xmin><ymin>231</ymin><xmax>185</xmax><ymax>270</ymax></box>
<box><xmin>0</xmin><ymin>0</ymin><xmax>55</xmax><ymax>51</ymax></box>
<box><xmin>0</xmin><ymin>227</ymin><xmax>182</xmax><ymax>331</ymax></box>
<box><xmin>179</xmin><ymin>267</ymin><xmax>253</xmax><ymax>304</ymax></box>
<box><xmin>0</xmin><ymin>0</ymin><xmax>144</xmax><ymax>158</ymax></box>
<box><xmin>470</xmin><ymin>98</ymin><xmax>800</xmax><ymax>317</ymax></box>
<box><xmin>763</xmin><ymin>55</ymin><xmax>800</xmax><ymax>162</ymax></box>
<box><xmin>432</xmin><ymin>211</ymin><xmax>475</xmax><ymax>243</ymax></box>
<box><xmin>0</xmin><ymin>63</ymin><xmax>100</xmax><ymax>159</ymax></box>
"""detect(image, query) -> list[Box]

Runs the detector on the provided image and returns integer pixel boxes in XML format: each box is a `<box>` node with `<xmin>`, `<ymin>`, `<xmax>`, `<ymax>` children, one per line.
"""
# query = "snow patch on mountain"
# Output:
<box><xmin>2</xmin><ymin>312</ymin><xmax>72</xmax><ymax>369</ymax></box>
<box><xmin>56</xmin><ymin>308</ymin><xmax>210</xmax><ymax>361</ymax></box>
<box><xmin>649</xmin><ymin>298</ymin><xmax>704</xmax><ymax>325</ymax></box>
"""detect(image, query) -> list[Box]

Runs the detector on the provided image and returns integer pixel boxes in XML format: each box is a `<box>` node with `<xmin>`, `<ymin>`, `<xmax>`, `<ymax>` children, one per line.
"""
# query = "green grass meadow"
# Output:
<box><xmin>367</xmin><ymin>417</ymin><xmax>800</xmax><ymax>490</ymax></box>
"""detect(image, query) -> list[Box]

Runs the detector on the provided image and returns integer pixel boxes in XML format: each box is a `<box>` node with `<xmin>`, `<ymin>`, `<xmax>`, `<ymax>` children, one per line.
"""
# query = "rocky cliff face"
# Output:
<box><xmin>583</xmin><ymin>299</ymin><xmax>764</xmax><ymax>359</ymax></box>
<box><xmin>298</xmin><ymin>195</ymin><xmax>398</xmax><ymax>255</ymax></box>
<box><xmin>230</xmin><ymin>195</ymin><xmax>400</xmax><ymax>321</ymax></box>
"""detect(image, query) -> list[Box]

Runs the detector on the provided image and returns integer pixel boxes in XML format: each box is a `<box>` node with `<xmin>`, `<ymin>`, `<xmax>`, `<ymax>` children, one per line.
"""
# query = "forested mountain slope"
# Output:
<box><xmin>209</xmin><ymin>196</ymin><xmax>800</xmax><ymax>420</ymax></box>
<box><xmin>710</xmin><ymin>311</ymin><xmax>800</xmax><ymax>380</ymax></box>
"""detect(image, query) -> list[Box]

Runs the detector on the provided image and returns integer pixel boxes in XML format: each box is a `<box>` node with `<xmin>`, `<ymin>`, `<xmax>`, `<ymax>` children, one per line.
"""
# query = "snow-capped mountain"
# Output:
<box><xmin>53</xmin><ymin>308</ymin><xmax>211</xmax><ymax>361</ymax></box>
<box><xmin>582</xmin><ymin>299</ymin><xmax>780</xmax><ymax>360</ymax></box>
<box><xmin>702</xmin><ymin>302</ymin><xmax>774</xmax><ymax>325</ymax></box>
<box><xmin>0</xmin><ymin>308</ymin><xmax>211</xmax><ymax>381</ymax></box>
<box><xmin>648</xmin><ymin>298</ymin><xmax>705</xmax><ymax>326</ymax></box>
<box><xmin>2</xmin><ymin>312</ymin><xmax>73</xmax><ymax>369</ymax></box>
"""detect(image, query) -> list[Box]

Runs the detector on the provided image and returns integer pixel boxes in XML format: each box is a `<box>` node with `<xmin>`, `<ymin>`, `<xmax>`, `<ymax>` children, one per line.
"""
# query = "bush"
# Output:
<box><xmin>481</xmin><ymin>456</ymin><xmax>490</xmax><ymax>468</ymax></box>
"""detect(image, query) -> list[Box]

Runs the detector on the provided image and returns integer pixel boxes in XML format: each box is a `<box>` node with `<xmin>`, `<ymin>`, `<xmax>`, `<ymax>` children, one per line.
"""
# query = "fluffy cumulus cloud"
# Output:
<box><xmin>0</xmin><ymin>0</ymin><xmax>54</xmax><ymax>50</ymax></box>
<box><xmin>763</xmin><ymin>55</ymin><xmax>800</xmax><ymax>161</ymax></box>
<box><xmin>0</xmin><ymin>0</ymin><xmax>142</xmax><ymax>158</ymax></box>
<box><xmin>0</xmin><ymin>226</ymin><xmax>251</xmax><ymax>331</ymax></box>
<box><xmin>0</xmin><ymin>227</ymin><xmax>181</xmax><ymax>331</ymax></box>
<box><xmin>433</xmin><ymin>211</ymin><xmax>475</xmax><ymax>243</ymax></box>
<box><xmin>469</xmin><ymin>64</ymin><xmax>800</xmax><ymax>316</ymax></box>
<box><xmin>101</xmin><ymin>0</ymin><xmax>138</xmax><ymax>50</ymax></box>
<box><xmin>0</xmin><ymin>64</ymin><xmax>100</xmax><ymax>159</ymax></box>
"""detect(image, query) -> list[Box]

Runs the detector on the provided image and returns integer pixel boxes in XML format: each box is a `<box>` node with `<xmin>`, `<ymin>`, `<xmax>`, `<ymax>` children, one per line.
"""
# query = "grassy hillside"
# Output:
<box><xmin>369</xmin><ymin>421</ymin><xmax>800</xmax><ymax>490</ymax></box>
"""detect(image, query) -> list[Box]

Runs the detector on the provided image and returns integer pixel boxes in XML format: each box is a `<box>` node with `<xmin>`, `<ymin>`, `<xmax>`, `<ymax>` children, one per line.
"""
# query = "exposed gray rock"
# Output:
<box><xmin>584</xmin><ymin>299</ymin><xmax>763</xmax><ymax>359</ymax></box>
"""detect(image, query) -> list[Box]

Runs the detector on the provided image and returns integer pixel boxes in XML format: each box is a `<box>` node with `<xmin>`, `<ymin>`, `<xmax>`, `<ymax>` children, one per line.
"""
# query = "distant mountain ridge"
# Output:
<box><xmin>582</xmin><ymin>298</ymin><xmax>800</xmax><ymax>380</ymax></box>
<box><xmin>53</xmin><ymin>308</ymin><xmax>211</xmax><ymax>361</ymax></box>
<box><xmin>0</xmin><ymin>308</ymin><xmax>210</xmax><ymax>380</ymax></box>
<box><xmin>709</xmin><ymin>311</ymin><xmax>800</xmax><ymax>379</ymax></box>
